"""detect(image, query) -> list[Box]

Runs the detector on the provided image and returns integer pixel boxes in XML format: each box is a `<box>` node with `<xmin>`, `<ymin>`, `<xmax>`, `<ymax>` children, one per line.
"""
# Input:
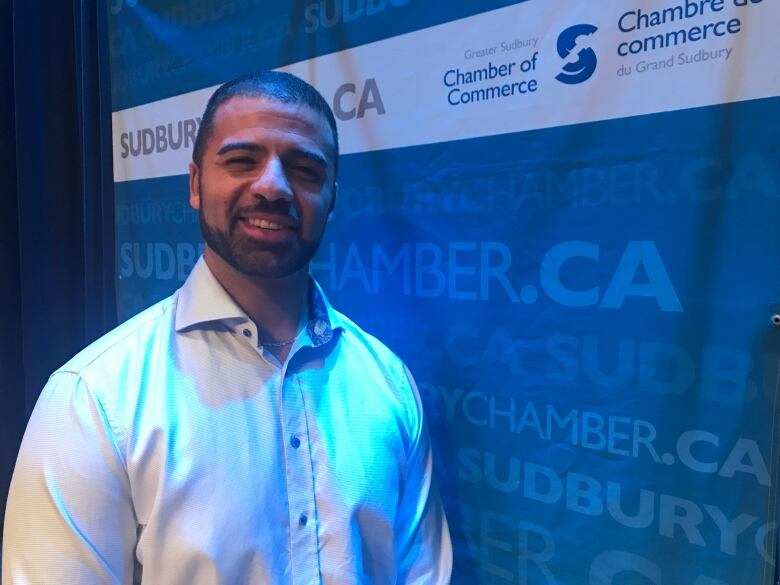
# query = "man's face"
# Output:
<box><xmin>189</xmin><ymin>95</ymin><xmax>336</xmax><ymax>279</ymax></box>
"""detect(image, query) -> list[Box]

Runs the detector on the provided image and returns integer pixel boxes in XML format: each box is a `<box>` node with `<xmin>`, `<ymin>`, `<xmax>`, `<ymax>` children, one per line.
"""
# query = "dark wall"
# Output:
<box><xmin>0</xmin><ymin>0</ymin><xmax>116</xmax><ymax>541</ymax></box>
<box><xmin>0</xmin><ymin>0</ymin><xmax>26</xmax><ymax>541</ymax></box>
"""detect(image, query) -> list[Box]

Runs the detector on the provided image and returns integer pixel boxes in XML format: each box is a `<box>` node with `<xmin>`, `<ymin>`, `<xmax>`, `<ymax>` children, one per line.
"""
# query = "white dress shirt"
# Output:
<box><xmin>3</xmin><ymin>257</ymin><xmax>451</xmax><ymax>585</ymax></box>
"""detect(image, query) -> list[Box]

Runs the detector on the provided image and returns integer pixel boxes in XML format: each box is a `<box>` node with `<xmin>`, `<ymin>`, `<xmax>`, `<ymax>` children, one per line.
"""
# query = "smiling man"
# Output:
<box><xmin>3</xmin><ymin>72</ymin><xmax>452</xmax><ymax>585</ymax></box>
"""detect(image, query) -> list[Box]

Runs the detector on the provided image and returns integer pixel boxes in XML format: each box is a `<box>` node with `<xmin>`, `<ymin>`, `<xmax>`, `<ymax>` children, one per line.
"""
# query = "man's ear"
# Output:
<box><xmin>327</xmin><ymin>181</ymin><xmax>338</xmax><ymax>222</ymax></box>
<box><xmin>189</xmin><ymin>162</ymin><xmax>201</xmax><ymax>210</ymax></box>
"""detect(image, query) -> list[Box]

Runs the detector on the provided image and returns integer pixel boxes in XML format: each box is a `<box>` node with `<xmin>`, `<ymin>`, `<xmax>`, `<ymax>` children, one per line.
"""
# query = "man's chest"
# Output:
<box><xmin>125</xmin><ymin>361</ymin><xmax>408</xmax><ymax>577</ymax></box>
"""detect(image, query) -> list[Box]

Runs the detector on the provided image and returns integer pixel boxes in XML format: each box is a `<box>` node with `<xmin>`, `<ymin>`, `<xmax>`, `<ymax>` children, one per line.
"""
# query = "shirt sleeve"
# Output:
<box><xmin>394</xmin><ymin>365</ymin><xmax>453</xmax><ymax>585</ymax></box>
<box><xmin>2</xmin><ymin>372</ymin><xmax>137</xmax><ymax>585</ymax></box>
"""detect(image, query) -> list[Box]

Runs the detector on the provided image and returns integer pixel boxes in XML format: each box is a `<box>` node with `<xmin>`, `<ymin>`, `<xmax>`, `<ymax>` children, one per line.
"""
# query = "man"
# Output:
<box><xmin>3</xmin><ymin>71</ymin><xmax>452</xmax><ymax>584</ymax></box>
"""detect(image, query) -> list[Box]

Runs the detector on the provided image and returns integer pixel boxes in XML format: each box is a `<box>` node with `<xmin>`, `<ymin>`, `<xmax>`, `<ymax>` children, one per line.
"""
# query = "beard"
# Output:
<box><xmin>198</xmin><ymin>185</ymin><xmax>325</xmax><ymax>279</ymax></box>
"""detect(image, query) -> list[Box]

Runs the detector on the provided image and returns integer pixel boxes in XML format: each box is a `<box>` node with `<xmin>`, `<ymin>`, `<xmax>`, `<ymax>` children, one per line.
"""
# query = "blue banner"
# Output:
<box><xmin>109</xmin><ymin>1</ymin><xmax>780</xmax><ymax>582</ymax></box>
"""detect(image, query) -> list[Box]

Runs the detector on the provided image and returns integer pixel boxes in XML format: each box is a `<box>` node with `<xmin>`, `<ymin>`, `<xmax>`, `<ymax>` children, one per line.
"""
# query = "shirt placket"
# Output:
<box><xmin>279</xmin><ymin>367</ymin><xmax>321</xmax><ymax>585</ymax></box>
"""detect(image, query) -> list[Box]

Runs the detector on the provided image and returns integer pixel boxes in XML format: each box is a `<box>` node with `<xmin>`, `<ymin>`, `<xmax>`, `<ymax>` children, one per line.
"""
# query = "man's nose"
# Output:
<box><xmin>251</xmin><ymin>156</ymin><xmax>293</xmax><ymax>202</ymax></box>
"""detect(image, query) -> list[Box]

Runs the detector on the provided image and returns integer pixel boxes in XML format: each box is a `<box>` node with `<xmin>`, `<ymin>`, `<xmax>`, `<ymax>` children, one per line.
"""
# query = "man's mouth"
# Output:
<box><xmin>245</xmin><ymin>218</ymin><xmax>286</xmax><ymax>231</ymax></box>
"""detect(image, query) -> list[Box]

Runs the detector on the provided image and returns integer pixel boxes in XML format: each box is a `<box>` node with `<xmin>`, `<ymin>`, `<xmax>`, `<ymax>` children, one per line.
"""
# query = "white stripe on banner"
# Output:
<box><xmin>111</xmin><ymin>0</ymin><xmax>780</xmax><ymax>182</ymax></box>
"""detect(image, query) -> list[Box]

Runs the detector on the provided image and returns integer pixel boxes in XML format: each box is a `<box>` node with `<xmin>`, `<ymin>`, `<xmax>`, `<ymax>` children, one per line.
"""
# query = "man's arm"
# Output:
<box><xmin>395</xmin><ymin>365</ymin><xmax>453</xmax><ymax>585</ymax></box>
<box><xmin>3</xmin><ymin>372</ymin><xmax>137</xmax><ymax>585</ymax></box>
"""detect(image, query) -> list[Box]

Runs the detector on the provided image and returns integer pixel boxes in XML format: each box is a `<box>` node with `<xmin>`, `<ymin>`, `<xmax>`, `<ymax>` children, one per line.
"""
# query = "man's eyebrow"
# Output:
<box><xmin>215</xmin><ymin>142</ymin><xmax>328</xmax><ymax>168</ymax></box>
<box><xmin>216</xmin><ymin>142</ymin><xmax>263</xmax><ymax>156</ymax></box>
<box><xmin>289</xmin><ymin>148</ymin><xmax>328</xmax><ymax>168</ymax></box>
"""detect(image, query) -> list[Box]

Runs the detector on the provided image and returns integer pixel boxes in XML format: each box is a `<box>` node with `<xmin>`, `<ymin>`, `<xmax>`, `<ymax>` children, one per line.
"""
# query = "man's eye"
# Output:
<box><xmin>291</xmin><ymin>166</ymin><xmax>322</xmax><ymax>181</ymax></box>
<box><xmin>226</xmin><ymin>157</ymin><xmax>256</xmax><ymax>166</ymax></box>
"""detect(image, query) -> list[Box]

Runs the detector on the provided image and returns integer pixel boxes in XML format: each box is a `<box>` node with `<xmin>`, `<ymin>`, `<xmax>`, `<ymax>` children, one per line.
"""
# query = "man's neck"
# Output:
<box><xmin>203</xmin><ymin>248</ymin><xmax>308</xmax><ymax>345</ymax></box>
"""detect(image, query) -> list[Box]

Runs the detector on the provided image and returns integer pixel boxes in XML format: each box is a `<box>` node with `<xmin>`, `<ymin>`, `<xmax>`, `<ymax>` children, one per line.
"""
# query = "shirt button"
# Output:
<box><xmin>299</xmin><ymin>513</ymin><xmax>308</xmax><ymax>527</ymax></box>
<box><xmin>290</xmin><ymin>435</ymin><xmax>301</xmax><ymax>449</ymax></box>
<box><xmin>242</xmin><ymin>328</ymin><xmax>251</xmax><ymax>337</ymax></box>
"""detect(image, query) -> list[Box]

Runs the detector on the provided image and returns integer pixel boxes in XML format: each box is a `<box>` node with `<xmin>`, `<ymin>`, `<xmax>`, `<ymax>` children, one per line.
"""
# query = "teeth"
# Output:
<box><xmin>247</xmin><ymin>218</ymin><xmax>283</xmax><ymax>230</ymax></box>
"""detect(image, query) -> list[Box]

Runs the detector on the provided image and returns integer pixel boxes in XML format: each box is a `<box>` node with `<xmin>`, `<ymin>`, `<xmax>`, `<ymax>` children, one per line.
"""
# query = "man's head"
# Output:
<box><xmin>189</xmin><ymin>71</ymin><xmax>339</xmax><ymax>280</ymax></box>
<box><xmin>192</xmin><ymin>71</ymin><xmax>339</xmax><ymax>175</ymax></box>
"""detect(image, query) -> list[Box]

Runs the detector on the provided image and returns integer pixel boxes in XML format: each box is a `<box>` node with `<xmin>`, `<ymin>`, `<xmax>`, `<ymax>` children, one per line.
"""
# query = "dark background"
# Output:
<box><xmin>0</xmin><ymin>0</ymin><xmax>116</xmax><ymax>547</ymax></box>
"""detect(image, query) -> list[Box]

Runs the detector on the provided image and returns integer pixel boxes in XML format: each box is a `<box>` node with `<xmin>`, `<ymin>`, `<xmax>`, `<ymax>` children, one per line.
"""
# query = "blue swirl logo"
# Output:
<box><xmin>555</xmin><ymin>24</ymin><xmax>599</xmax><ymax>85</ymax></box>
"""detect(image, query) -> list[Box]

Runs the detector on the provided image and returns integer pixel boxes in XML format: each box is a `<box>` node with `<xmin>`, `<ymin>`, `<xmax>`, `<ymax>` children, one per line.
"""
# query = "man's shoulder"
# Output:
<box><xmin>56</xmin><ymin>292</ymin><xmax>179</xmax><ymax>379</ymax></box>
<box><xmin>331</xmin><ymin>309</ymin><xmax>425</xmax><ymax>441</ymax></box>
<box><xmin>332</xmin><ymin>309</ymin><xmax>403</xmax><ymax>368</ymax></box>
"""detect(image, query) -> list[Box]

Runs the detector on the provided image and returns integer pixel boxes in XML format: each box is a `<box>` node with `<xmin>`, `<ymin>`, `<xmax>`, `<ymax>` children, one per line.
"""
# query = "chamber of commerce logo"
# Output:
<box><xmin>555</xmin><ymin>24</ymin><xmax>598</xmax><ymax>85</ymax></box>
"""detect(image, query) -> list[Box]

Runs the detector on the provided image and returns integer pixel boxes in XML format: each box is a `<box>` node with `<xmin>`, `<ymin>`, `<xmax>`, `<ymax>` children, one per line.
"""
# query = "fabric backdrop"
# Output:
<box><xmin>107</xmin><ymin>1</ymin><xmax>780</xmax><ymax>582</ymax></box>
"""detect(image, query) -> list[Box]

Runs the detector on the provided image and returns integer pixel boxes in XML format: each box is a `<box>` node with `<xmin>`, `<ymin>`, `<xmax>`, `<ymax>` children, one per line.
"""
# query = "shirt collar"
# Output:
<box><xmin>175</xmin><ymin>256</ymin><xmax>343</xmax><ymax>346</ymax></box>
<box><xmin>306</xmin><ymin>278</ymin><xmax>340</xmax><ymax>347</ymax></box>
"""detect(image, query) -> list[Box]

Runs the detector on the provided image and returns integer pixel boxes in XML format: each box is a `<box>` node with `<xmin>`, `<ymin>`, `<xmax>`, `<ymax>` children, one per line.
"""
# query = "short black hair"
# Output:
<box><xmin>192</xmin><ymin>71</ymin><xmax>339</xmax><ymax>178</ymax></box>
